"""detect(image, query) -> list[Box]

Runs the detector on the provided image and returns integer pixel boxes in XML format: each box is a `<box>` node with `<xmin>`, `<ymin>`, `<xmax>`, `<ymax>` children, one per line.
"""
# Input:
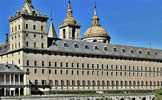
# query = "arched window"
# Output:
<box><xmin>107</xmin><ymin>81</ymin><xmax>110</xmax><ymax>86</ymax></box>
<box><xmin>92</xmin><ymin>80</ymin><xmax>95</xmax><ymax>86</ymax></box>
<box><xmin>82</xmin><ymin>80</ymin><xmax>86</xmax><ymax>86</ymax></box>
<box><xmin>133</xmin><ymin>81</ymin><xmax>136</xmax><ymax>87</ymax></box>
<box><xmin>88</xmin><ymin>80</ymin><xmax>91</xmax><ymax>86</ymax></box>
<box><xmin>72</xmin><ymin>28</ymin><xmax>75</xmax><ymax>39</ymax></box>
<box><xmin>77</xmin><ymin>80</ymin><xmax>80</xmax><ymax>86</ymax></box>
<box><xmin>55</xmin><ymin>80</ymin><xmax>59</xmax><ymax>86</ymax></box>
<box><xmin>63</xmin><ymin>29</ymin><xmax>66</xmax><ymax>38</ymax></box>
<box><xmin>72</xmin><ymin>80</ymin><xmax>75</xmax><ymax>86</ymax></box>
<box><xmin>61</xmin><ymin>80</ymin><xmax>64</xmax><ymax>86</ymax></box>
<box><xmin>97</xmin><ymin>81</ymin><xmax>100</xmax><ymax>86</ymax></box>
<box><xmin>66</xmin><ymin>80</ymin><xmax>70</xmax><ymax>86</ymax></box>
<box><xmin>102</xmin><ymin>81</ymin><xmax>105</xmax><ymax>86</ymax></box>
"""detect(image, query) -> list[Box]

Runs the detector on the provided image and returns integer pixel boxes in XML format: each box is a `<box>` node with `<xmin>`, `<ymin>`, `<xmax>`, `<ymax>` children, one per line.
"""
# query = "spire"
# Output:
<box><xmin>92</xmin><ymin>2</ymin><xmax>100</xmax><ymax>27</ymax></box>
<box><xmin>48</xmin><ymin>15</ymin><xmax>57</xmax><ymax>38</ymax></box>
<box><xmin>22</xmin><ymin>0</ymin><xmax>34</xmax><ymax>15</ymax></box>
<box><xmin>94</xmin><ymin>2</ymin><xmax>97</xmax><ymax>16</ymax></box>
<box><xmin>67</xmin><ymin>0</ymin><xmax>72</xmax><ymax>17</ymax></box>
<box><xmin>64</xmin><ymin>0</ymin><xmax>76</xmax><ymax>24</ymax></box>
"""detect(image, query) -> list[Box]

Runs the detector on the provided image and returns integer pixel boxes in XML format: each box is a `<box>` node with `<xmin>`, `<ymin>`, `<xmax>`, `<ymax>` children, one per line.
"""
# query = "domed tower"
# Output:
<box><xmin>82</xmin><ymin>3</ymin><xmax>111</xmax><ymax>44</ymax></box>
<box><xmin>59</xmin><ymin>0</ymin><xmax>81</xmax><ymax>40</ymax></box>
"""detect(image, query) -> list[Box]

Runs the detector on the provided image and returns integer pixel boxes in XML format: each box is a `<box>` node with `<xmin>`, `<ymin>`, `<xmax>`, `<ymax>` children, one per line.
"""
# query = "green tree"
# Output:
<box><xmin>155</xmin><ymin>88</ymin><xmax>162</xmax><ymax>100</ymax></box>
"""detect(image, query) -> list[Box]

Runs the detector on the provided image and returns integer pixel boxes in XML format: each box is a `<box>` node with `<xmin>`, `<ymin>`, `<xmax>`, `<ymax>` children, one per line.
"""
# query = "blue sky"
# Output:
<box><xmin>0</xmin><ymin>0</ymin><xmax>162</xmax><ymax>49</ymax></box>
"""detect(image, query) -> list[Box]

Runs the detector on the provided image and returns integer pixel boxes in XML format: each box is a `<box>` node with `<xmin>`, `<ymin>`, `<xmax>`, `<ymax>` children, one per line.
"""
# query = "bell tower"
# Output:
<box><xmin>9</xmin><ymin>0</ymin><xmax>48</xmax><ymax>50</ymax></box>
<box><xmin>59</xmin><ymin>0</ymin><xmax>81</xmax><ymax>40</ymax></box>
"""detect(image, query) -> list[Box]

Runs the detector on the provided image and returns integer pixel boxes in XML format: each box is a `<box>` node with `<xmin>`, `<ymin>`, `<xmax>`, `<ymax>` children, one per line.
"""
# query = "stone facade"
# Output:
<box><xmin>0</xmin><ymin>0</ymin><xmax>162</xmax><ymax>95</ymax></box>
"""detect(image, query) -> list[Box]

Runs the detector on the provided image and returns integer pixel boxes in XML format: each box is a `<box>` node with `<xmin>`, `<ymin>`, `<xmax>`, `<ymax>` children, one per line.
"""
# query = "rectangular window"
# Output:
<box><xmin>18</xmin><ymin>25</ymin><xmax>20</xmax><ymax>30</ymax></box>
<box><xmin>42</xmin><ymin>80</ymin><xmax>46</xmax><ymax>85</ymax></box>
<box><xmin>87</xmin><ymin>64</ymin><xmax>89</xmax><ymax>69</ymax></box>
<box><xmin>60</xmin><ymin>62</ymin><xmax>63</xmax><ymax>67</ymax></box>
<box><xmin>42</xmin><ymin>69</ymin><xmax>44</xmax><ymax>74</ymax></box>
<box><xmin>77</xmin><ymin>63</ymin><xmax>79</xmax><ymax>68</ymax></box>
<box><xmin>34</xmin><ymin>61</ymin><xmax>37</xmax><ymax>66</ymax></box>
<box><xmin>34</xmin><ymin>69</ymin><xmax>37</xmax><ymax>74</ymax></box>
<box><xmin>92</xmin><ymin>64</ymin><xmax>94</xmax><ymax>69</ymax></box>
<box><xmin>55</xmin><ymin>70</ymin><xmax>57</xmax><ymax>74</ymax></box>
<box><xmin>49</xmin><ymin>62</ymin><xmax>51</xmax><ymax>67</ymax></box>
<box><xmin>34</xmin><ymin>42</ymin><xmax>36</xmax><ymax>48</ymax></box>
<box><xmin>66</xmin><ymin>70</ymin><xmax>68</xmax><ymax>75</ymax></box>
<box><xmin>82</xmin><ymin>63</ymin><xmax>84</xmax><ymax>69</ymax></box>
<box><xmin>49</xmin><ymin>69</ymin><xmax>51</xmax><ymax>74</ymax></box>
<box><xmin>18</xmin><ymin>59</ymin><xmax>20</xmax><ymax>64</ymax></box>
<box><xmin>41</xmin><ymin>43</ymin><xmax>44</xmax><ymax>48</ymax></box>
<box><xmin>60</xmin><ymin>70</ymin><xmax>63</xmax><ymax>75</ymax></box>
<box><xmin>26</xmin><ymin>42</ymin><xmax>28</xmax><ymax>47</ymax></box>
<box><xmin>42</xmin><ymin>61</ymin><xmax>44</xmax><ymax>66</ymax></box>
<box><xmin>27</xmin><ymin>60</ymin><xmax>29</xmax><ymax>66</ymax></box>
<box><xmin>35</xmin><ymin>80</ymin><xmax>38</xmax><ymax>85</ymax></box>
<box><xmin>41</xmin><ymin>26</ymin><xmax>43</xmax><ymax>31</ymax></box>
<box><xmin>33</xmin><ymin>25</ymin><xmax>36</xmax><ymax>30</ymax></box>
<box><xmin>26</xmin><ymin>24</ymin><xmax>28</xmax><ymax>29</ymax></box>
<box><xmin>66</xmin><ymin>63</ymin><xmax>68</xmax><ymax>68</ymax></box>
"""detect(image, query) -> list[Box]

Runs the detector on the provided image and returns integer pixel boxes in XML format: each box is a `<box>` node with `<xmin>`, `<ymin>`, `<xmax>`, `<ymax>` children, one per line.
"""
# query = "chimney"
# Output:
<box><xmin>149</xmin><ymin>43</ymin><xmax>151</xmax><ymax>49</ymax></box>
<box><xmin>5</xmin><ymin>33</ymin><xmax>8</xmax><ymax>43</ymax></box>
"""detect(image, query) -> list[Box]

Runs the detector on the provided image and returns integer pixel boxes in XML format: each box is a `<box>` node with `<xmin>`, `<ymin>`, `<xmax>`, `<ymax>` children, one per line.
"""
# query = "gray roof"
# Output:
<box><xmin>48</xmin><ymin>39</ymin><xmax>162</xmax><ymax>60</ymax></box>
<box><xmin>0</xmin><ymin>64</ymin><xmax>24</xmax><ymax>73</ymax></box>
<box><xmin>0</xmin><ymin>42</ymin><xmax>9</xmax><ymax>54</ymax></box>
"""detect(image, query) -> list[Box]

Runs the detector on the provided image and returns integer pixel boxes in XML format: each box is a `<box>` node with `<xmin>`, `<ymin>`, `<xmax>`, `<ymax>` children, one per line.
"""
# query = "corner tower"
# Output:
<box><xmin>82</xmin><ymin>3</ymin><xmax>111</xmax><ymax>44</ymax></box>
<box><xmin>9</xmin><ymin>0</ymin><xmax>48</xmax><ymax>50</ymax></box>
<box><xmin>59</xmin><ymin>0</ymin><xmax>81</xmax><ymax>40</ymax></box>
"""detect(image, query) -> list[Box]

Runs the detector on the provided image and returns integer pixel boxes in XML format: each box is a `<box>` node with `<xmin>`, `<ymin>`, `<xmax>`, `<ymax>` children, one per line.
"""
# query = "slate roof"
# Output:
<box><xmin>48</xmin><ymin>38</ymin><xmax>162</xmax><ymax>60</ymax></box>
<box><xmin>0</xmin><ymin>42</ymin><xmax>9</xmax><ymax>54</ymax></box>
<box><xmin>0</xmin><ymin>64</ymin><xmax>24</xmax><ymax>73</ymax></box>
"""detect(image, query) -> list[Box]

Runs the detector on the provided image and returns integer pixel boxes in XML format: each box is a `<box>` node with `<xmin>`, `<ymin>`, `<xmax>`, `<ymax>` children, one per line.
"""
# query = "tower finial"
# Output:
<box><xmin>94</xmin><ymin>1</ymin><xmax>97</xmax><ymax>16</ymax></box>
<box><xmin>50</xmin><ymin>12</ymin><xmax>53</xmax><ymax>21</ymax></box>
<box><xmin>68</xmin><ymin>0</ymin><xmax>71</xmax><ymax>10</ymax></box>
<box><xmin>25</xmin><ymin>0</ymin><xmax>32</xmax><ymax>4</ymax></box>
<box><xmin>67</xmin><ymin>0</ymin><xmax>72</xmax><ymax>17</ymax></box>
<box><xmin>92</xmin><ymin>2</ymin><xmax>100</xmax><ymax>26</ymax></box>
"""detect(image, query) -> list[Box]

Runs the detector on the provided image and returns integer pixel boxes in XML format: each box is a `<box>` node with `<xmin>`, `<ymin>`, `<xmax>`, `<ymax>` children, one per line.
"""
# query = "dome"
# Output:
<box><xmin>83</xmin><ymin>26</ymin><xmax>110</xmax><ymax>38</ymax></box>
<box><xmin>64</xmin><ymin>16</ymin><xmax>76</xmax><ymax>24</ymax></box>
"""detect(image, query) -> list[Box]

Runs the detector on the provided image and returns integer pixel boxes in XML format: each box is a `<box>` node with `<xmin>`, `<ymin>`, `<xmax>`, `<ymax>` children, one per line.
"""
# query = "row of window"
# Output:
<box><xmin>11</xmin><ymin>33</ymin><xmax>44</xmax><ymax>41</ymax></box>
<box><xmin>28</xmin><ymin>68</ymin><xmax>161</xmax><ymax>77</ymax></box>
<box><xmin>26</xmin><ymin>61</ymin><xmax>162</xmax><ymax>72</ymax></box>
<box><xmin>26</xmin><ymin>34</ymin><xmax>44</xmax><ymax>39</ymax></box>
<box><xmin>11</xmin><ymin>25</ymin><xmax>20</xmax><ymax>32</ymax></box>
<box><xmin>61</xmin><ymin>42</ymin><xmax>158</xmax><ymax>56</ymax></box>
<box><xmin>11</xmin><ymin>42</ymin><xmax>44</xmax><ymax>49</ymax></box>
<box><xmin>12</xmin><ymin>42</ymin><xmax>20</xmax><ymax>49</ymax></box>
<box><xmin>35</xmin><ymin>80</ymin><xmax>162</xmax><ymax>87</ymax></box>
<box><xmin>11</xmin><ymin>24</ymin><xmax>44</xmax><ymax>33</ymax></box>
<box><xmin>26</xmin><ymin>42</ymin><xmax>44</xmax><ymax>48</ymax></box>
<box><xmin>25</xmin><ymin>24</ymin><xmax>44</xmax><ymax>31</ymax></box>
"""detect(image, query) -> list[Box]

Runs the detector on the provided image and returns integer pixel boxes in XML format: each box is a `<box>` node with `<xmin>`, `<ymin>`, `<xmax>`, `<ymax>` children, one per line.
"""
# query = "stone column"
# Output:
<box><xmin>18</xmin><ymin>88</ymin><xmax>21</xmax><ymax>96</ymax></box>
<box><xmin>4</xmin><ymin>74</ymin><xmax>6</xmax><ymax>85</ymax></box>
<box><xmin>9</xmin><ymin>89</ymin><xmax>11</xmax><ymax>96</ymax></box>
<box><xmin>4</xmin><ymin>88</ymin><xmax>6</xmax><ymax>96</ymax></box>
<box><xmin>10</xmin><ymin>74</ymin><xmax>12</xmax><ymax>85</ymax></box>
<box><xmin>18</xmin><ymin>74</ymin><xmax>21</xmax><ymax>85</ymax></box>
<box><xmin>13</xmin><ymin>74</ymin><xmax>15</xmax><ymax>85</ymax></box>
